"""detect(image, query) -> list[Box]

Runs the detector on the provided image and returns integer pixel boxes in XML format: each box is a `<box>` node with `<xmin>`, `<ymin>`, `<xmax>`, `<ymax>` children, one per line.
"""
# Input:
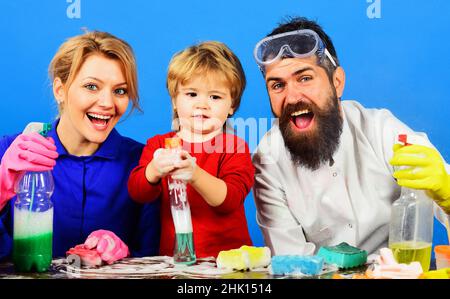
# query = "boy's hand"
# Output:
<box><xmin>390</xmin><ymin>144</ymin><xmax>450</xmax><ymax>213</ymax></box>
<box><xmin>171</xmin><ymin>150</ymin><xmax>198</xmax><ymax>183</ymax></box>
<box><xmin>145</xmin><ymin>148</ymin><xmax>177</xmax><ymax>183</ymax></box>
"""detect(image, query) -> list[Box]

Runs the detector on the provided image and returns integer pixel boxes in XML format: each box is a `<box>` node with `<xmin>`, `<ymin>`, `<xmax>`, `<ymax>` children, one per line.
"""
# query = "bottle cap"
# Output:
<box><xmin>398</xmin><ymin>134</ymin><xmax>410</xmax><ymax>145</ymax></box>
<box><xmin>165</xmin><ymin>137</ymin><xmax>182</xmax><ymax>149</ymax></box>
<box><xmin>397</xmin><ymin>133</ymin><xmax>428</xmax><ymax>146</ymax></box>
<box><xmin>434</xmin><ymin>245</ymin><xmax>450</xmax><ymax>258</ymax></box>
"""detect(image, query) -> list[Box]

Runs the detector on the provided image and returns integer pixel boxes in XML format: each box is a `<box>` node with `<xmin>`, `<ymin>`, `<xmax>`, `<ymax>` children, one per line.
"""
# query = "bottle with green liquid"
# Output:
<box><xmin>13</xmin><ymin>123</ymin><xmax>54</xmax><ymax>272</ymax></box>
<box><xmin>165</xmin><ymin>137</ymin><xmax>196</xmax><ymax>265</ymax></box>
<box><xmin>388</xmin><ymin>134</ymin><xmax>433</xmax><ymax>271</ymax></box>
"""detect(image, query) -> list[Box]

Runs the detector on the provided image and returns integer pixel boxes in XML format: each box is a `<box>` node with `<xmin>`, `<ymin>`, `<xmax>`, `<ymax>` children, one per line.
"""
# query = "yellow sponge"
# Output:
<box><xmin>240</xmin><ymin>245</ymin><xmax>271</xmax><ymax>268</ymax></box>
<box><xmin>216</xmin><ymin>246</ymin><xmax>271</xmax><ymax>271</ymax></box>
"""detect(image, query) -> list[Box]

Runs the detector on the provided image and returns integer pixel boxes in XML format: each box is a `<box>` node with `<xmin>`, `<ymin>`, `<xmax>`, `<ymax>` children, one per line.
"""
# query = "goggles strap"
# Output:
<box><xmin>324</xmin><ymin>48</ymin><xmax>337</xmax><ymax>68</ymax></box>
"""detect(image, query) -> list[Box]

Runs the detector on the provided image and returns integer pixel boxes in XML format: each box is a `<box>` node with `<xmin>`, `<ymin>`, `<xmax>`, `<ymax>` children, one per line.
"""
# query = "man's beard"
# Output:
<box><xmin>278</xmin><ymin>92</ymin><xmax>343</xmax><ymax>171</ymax></box>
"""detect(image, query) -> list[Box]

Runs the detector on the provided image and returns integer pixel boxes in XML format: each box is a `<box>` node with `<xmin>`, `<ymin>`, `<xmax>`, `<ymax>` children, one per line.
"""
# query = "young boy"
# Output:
<box><xmin>128</xmin><ymin>41</ymin><xmax>254</xmax><ymax>258</ymax></box>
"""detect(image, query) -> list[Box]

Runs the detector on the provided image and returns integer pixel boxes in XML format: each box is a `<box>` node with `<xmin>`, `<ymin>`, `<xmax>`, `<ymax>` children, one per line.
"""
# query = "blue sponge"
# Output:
<box><xmin>271</xmin><ymin>255</ymin><xmax>324</xmax><ymax>276</ymax></box>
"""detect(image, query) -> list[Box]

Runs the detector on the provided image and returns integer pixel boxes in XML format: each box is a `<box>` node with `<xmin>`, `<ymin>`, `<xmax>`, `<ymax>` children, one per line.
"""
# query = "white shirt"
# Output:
<box><xmin>253</xmin><ymin>100</ymin><xmax>450</xmax><ymax>256</ymax></box>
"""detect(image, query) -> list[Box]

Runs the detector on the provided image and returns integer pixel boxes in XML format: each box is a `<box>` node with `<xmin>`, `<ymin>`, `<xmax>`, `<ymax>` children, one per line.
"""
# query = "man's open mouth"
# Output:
<box><xmin>291</xmin><ymin>109</ymin><xmax>314</xmax><ymax>130</ymax></box>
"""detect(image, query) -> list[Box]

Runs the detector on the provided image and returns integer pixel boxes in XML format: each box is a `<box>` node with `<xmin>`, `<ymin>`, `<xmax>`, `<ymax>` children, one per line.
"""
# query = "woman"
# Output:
<box><xmin>0</xmin><ymin>31</ymin><xmax>160</xmax><ymax>263</ymax></box>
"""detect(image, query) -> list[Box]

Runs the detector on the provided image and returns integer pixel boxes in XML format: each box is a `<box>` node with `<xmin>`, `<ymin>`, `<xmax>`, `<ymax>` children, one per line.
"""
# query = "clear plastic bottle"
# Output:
<box><xmin>165</xmin><ymin>137</ymin><xmax>196</xmax><ymax>265</ymax></box>
<box><xmin>388</xmin><ymin>134</ymin><xmax>433</xmax><ymax>271</ymax></box>
<box><xmin>13</xmin><ymin>123</ymin><xmax>54</xmax><ymax>272</ymax></box>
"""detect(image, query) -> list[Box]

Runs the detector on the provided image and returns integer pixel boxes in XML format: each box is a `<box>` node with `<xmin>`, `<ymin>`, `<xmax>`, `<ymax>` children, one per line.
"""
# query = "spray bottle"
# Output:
<box><xmin>165</xmin><ymin>137</ymin><xmax>196</xmax><ymax>265</ymax></box>
<box><xmin>388</xmin><ymin>134</ymin><xmax>434</xmax><ymax>271</ymax></box>
<box><xmin>13</xmin><ymin>123</ymin><xmax>54</xmax><ymax>272</ymax></box>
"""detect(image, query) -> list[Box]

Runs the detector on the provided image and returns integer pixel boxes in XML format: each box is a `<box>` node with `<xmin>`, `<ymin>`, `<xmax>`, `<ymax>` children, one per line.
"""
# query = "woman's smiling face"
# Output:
<box><xmin>55</xmin><ymin>54</ymin><xmax>129</xmax><ymax>149</ymax></box>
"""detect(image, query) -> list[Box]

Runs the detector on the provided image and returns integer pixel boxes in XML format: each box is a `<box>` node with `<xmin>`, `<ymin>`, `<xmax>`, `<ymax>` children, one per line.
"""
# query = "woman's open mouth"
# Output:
<box><xmin>87</xmin><ymin>112</ymin><xmax>112</xmax><ymax>130</ymax></box>
<box><xmin>291</xmin><ymin>109</ymin><xmax>314</xmax><ymax>130</ymax></box>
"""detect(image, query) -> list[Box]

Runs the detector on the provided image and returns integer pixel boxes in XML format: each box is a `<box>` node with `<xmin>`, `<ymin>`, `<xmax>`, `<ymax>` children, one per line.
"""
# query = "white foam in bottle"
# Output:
<box><xmin>13</xmin><ymin>207</ymin><xmax>53</xmax><ymax>238</ymax></box>
<box><xmin>171</xmin><ymin>206</ymin><xmax>193</xmax><ymax>233</ymax></box>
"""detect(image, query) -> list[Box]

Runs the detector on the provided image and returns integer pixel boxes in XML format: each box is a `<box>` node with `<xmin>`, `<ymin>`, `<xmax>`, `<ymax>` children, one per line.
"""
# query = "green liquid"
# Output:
<box><xmin>174</xmin><ymin>232</ymin><xmax>196</xmax><ymax>265</ymax></box>
<box><xmin>13</xmin><ymin>232</ymin><xmax>52</xmax><ymax>273</ymax></box>
<box><xmin>389</xmin><ymin>241</ymin><xmax>432</xmax><ymax>271</ymax></box>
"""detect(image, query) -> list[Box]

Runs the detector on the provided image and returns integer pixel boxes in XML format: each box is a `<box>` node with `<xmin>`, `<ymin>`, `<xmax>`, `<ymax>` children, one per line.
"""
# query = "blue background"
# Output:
<box><xmin>1</xmin><ymin>0</ymin><xmax>449</xmax><ymax>254</ymax></box>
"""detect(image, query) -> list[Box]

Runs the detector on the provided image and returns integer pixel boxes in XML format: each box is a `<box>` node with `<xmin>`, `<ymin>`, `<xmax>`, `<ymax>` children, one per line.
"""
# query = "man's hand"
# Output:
<box><xmin>390</xmin><ymin>144</ymin><xmax>450</xmax><ymax>213</ymax></box>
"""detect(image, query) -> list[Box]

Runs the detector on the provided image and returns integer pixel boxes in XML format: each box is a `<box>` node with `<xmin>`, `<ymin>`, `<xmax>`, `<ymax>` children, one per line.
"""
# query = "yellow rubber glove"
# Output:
<box><xmin>390</xmin><ymin>144</ymin><xmax>450</xmax><ymax>213</ymax></box>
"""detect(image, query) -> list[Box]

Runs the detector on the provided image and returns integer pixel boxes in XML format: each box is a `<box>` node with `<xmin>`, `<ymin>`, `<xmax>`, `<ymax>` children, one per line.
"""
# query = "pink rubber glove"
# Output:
<box><xmin>84</xmin><ymin>230</ymin><xmax>130</xmax><ymax>264</ymax></box>
<box><xmin>0</xmin><ymin>133</ymin><xmax>58</xmax><ymax>210</ymax></box>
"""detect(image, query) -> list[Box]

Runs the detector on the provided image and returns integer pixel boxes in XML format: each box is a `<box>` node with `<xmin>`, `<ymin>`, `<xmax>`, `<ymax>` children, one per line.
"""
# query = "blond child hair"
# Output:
<box><xmin>166</xmin><ymin>41</ymin><xmax>246</xmax><ymax>128</ymax></box>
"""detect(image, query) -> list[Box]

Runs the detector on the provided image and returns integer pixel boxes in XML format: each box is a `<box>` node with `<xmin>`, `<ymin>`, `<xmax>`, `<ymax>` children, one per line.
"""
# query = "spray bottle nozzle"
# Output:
<box><xmin>39</xmin><ymin>123</ymin><xmax>52</xmax><ymax>137</ymax></box>
<box><xmin>397</xmin><ymin>134</ymin><xmax>427</xmax><ymax>147</ymax></box>
<box><xmin>22</xmin><ymin>122</ymin><xmax>52</xmax><ymax>137</ymax></box>
<box><xmin>398</xmin><ymin>134</ymin><xmax>410</xmax><ymax>146</ymax></box>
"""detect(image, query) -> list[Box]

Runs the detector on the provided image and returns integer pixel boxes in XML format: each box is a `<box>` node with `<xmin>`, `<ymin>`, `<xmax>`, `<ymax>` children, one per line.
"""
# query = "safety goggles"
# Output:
<box><xmin>253</xmin><ymin>29</ymin><xmax>337</xmax><ymax>71</ymax></box>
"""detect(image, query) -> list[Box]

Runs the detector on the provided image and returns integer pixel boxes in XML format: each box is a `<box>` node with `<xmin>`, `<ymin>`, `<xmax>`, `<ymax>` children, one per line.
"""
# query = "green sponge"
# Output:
<box><xmin>317</xmin><ymin>242</ymin><xmax>367</xmax><ymax>269</ymax></box>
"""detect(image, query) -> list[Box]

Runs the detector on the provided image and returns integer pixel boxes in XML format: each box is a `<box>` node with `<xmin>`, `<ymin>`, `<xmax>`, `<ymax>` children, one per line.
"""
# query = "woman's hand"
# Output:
<box><xmin>84</xmin><ymin>229</ymin><xmax>129</xmax><ymax>264</ymax></box>
<box><xmin>0</xmin><ymin>133</ymin><xmax>58</xmax><ymax>209</ymax></box>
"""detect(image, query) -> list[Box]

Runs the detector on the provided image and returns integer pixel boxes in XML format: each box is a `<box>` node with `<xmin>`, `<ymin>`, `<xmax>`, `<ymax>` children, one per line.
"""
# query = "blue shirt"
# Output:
<box><xmin>0</xmin><ymin>120</ymin><xmax>160</xmax><ymax>259</ymax></box>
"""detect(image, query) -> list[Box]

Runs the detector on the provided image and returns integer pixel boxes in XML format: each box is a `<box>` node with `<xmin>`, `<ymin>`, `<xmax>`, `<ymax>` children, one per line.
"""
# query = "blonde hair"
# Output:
<box><xmin>49</xmin><ymin>31</ymin><xmax>141</xmax><ymax>113</ymax></box>
<box><xmin>166</xmin><ymin>41</ymin><xmax>246</xmax><ymax>122</ymax></box>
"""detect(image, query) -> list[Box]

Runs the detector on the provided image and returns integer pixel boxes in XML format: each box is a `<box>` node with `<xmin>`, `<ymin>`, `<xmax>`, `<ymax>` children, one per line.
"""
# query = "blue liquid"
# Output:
<box><xmin>174</xmin><ymin>232</ymin><xmax>196</xmax><ymax>265</ymax></box>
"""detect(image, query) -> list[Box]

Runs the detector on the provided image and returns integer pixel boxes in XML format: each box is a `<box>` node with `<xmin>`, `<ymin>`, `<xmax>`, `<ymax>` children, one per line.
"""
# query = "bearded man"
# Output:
<box><xmin>252</xmin><ymin>17</ymin><xmax>450</xmax><ymax>255</ymax></box>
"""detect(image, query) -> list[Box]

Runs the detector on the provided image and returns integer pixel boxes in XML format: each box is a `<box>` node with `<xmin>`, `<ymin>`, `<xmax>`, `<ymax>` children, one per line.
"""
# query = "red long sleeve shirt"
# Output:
<box><xmin>128</xmin><ymin>131</ymin><xmax>254</xmax><ymax>258</ymax></box>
